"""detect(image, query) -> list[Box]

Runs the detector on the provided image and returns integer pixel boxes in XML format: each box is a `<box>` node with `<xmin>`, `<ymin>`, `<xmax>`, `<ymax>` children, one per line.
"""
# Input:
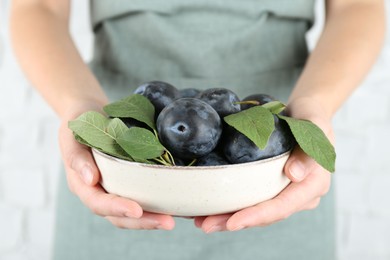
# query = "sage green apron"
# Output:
<box><xmin>53</xmin><ymin>1</ymin><xmax>335</xmax><ymax>259</ymax></box>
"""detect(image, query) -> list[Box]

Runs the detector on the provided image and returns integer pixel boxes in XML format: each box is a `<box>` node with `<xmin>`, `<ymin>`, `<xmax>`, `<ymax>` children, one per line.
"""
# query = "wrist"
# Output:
<box><xmin>286</xmin><ymin>96</ymin><xmax>333</xmax><ymax>122</ymax></box>
<box><xmin>286</xmin><ymin>96</ymin><xmax>335</xmax><ymax>143</ymax></box>
<box><xmin>60</xmin><ymin>97</ymin><xmax>108</xmax><ymax>121</ymax></box>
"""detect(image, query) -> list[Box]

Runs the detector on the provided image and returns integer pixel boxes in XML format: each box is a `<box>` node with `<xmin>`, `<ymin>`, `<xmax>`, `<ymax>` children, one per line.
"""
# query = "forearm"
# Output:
<box><xmin>10</xmin><ymin>2</ymin><xmax>108</xmax><ymax>119</ymax></box>
<box><xmin>289</xmin><ymin>1</ymin><xmax>386</xmax><ymax>120</ymax></box>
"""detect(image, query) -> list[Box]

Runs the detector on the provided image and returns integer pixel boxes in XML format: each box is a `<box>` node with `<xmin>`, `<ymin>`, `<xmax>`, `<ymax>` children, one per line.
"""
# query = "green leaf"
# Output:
<box><xmin>68</xmin><ymin>111</ymin><xmax>129</xmax><ymax>159</ymax></box>
<box><xmin>278</xmin><ymin>115</ymin><xmax>336</xmax><ymax>172</ymax></box>
<box><xmin>106</xmin><ymin>118</ymin><xmax>129</xmax><ymax>139</ymax></box>
<box><xmin>262</xmin><ymin>101</ymin><xmax>286</xmax><ymax>114</ymax></box>
<box><xmin>224</xmin><ymin>106</ymin><xmax>275</xmax><ymax>149</ymax></box>
<box><xmin>74</xmin><ymin>133</ymin><xmax>90</xmax><ymax>147</ymax></box>
<box><xmin>103</xmin><ymin>94</ymin><xmax>156</xmax><ymax>130</ymax></box>
<box><xmin>74</xmin><ymin>133</ymin><xmax>131</xmax><ymax>160</ymax></box>
<box><xmin>116</xmin><ymin>127</ymin><xmax>165</xmax><ymax>160</ymax></box>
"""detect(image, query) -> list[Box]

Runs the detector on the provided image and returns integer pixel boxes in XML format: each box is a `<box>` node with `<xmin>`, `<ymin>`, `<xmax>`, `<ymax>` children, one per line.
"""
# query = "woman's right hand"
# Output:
<box><xmin>58</xmin><ymin>101</ymin><xmax>175</xmax><ymax>230</ymax></box>
<box><xmin>10</xmin><ymin>0</ymin><xmax>174</xmax><ymax>231</ymax></box>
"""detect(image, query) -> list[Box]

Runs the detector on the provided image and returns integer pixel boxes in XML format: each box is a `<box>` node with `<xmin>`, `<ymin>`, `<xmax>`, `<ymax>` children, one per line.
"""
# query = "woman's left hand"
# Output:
<box><xmin>194</xmin><ymin>97</ymin><xmax>334</xmax><ymax>233</ymax></box>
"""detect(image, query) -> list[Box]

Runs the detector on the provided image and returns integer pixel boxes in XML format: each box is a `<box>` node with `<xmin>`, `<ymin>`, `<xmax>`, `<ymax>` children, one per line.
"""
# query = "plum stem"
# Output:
<box><xmin>187</xmin><ymin>158</ymin><xmax>197</xmax><ymax>166</ymax></box>
<box><xmin>166</xmin><ymin>150</ymin><xmax>176</xmax><ymax>166</ymax></box>
<box><xmin>153</xmin><ymin>157</ymin><xmax>171</xmax><ymax>166</ymax></box>
<box><xmin>153</xmin><ymin>129</ymin><xmax>159</xmax><ymax>138</ymax></box>
<box><xmin>161</xmin><ymin>151</ymin><xmax>175</xmax><ymax>166</ymax></box>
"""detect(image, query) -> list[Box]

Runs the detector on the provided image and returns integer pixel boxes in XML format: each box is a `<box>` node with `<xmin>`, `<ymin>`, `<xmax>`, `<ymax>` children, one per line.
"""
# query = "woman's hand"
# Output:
<box><xmin>58</xmin><ymin>101</ymin><xmax>175</xmax><ymax>230</ymax></box>
<box><xmin>194</xmin><ymin>97</ymin><xmax>334</xmax><ymax>233</ymax></box>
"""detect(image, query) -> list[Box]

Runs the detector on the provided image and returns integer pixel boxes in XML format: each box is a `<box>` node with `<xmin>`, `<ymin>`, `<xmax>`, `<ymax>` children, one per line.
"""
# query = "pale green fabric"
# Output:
<box><xmin>53</xmin><ymin>1</ymin><xmax>336</xmax><ymax>259</ymax></box>
<box><xmin>89</xmin><ymin>0</ymin><xmax>313</xmax><ymax>102</ymax></box>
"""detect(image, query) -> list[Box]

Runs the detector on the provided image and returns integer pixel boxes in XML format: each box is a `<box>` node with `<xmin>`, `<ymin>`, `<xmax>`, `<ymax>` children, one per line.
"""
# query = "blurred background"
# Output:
<box><xmin>0</xmin><ymin>0</ymin><xmax>389</xmax><ymax>259</ymax></box>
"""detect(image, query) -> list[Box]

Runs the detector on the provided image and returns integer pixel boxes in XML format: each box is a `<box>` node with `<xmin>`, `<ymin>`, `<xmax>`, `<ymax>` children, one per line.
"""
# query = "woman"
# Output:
<box><xmin>10</xmin><ymin>0</ymin><xmax>385</xmax><ymax>259</ymax></box>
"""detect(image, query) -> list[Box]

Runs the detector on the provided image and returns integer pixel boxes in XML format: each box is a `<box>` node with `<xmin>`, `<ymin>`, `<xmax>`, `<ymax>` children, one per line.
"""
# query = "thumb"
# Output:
<box><xmin>284</xmin><ymin>146</ymin><xmax>317</xmax><ymax>183</ymax></box>
<box><xmin>59</xmin><ymin>123</ymin><xmax>100</xmax><ymax>186</ymax></box>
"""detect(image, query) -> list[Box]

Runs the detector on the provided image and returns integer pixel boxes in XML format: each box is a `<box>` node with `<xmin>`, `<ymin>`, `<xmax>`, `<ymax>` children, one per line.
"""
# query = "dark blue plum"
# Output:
<box><xmin>173</xmin><ymin>158</ymin><xmax>187</xmax><ymax>166</ymax></box>
<box><xmin>179</xmin><ymin>88</ymin><xmax>201</xmax><ymax>98</ymax></box>
<box><xmin>109</xmin><ymin>117</ymin><xmax>148</xmax><ymax>129</ymax></box>
<box><xmin>120</xmin><ymin>118</ymin><xmax>146</xmax><ymax>129</ymax></box>
<box><xmin>195</xmin><ymin>151</ymin><xmax>229</xmax><ymax>166</ymax></box>
<box><xmin>156</xmin><ymin>98</ymin><xmax>222</xmax><ymax>159</ymax></box>
<box><xmin>223</xmin><ymin>116</ymin><xmax>295</xmax><ymax>163</ymax></box>
<box><xmin>197</xmin><ymin>88</ymin><xmax>241</xmax><ymax>117</ymax></box>
<box><xmin>134</xmin><ymin>81</ymin><xmax>180</xmax><ymax>114</ymax></box>
<box><xmin>240</xmin><ymin>94</ymin><xmax>276</xmax><ymax>110</ymax></box>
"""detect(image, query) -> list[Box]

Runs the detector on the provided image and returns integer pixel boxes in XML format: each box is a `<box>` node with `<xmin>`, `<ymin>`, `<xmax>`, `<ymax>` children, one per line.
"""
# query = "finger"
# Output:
<box><xmin>194</xmin><ymin>216</ymin><xmax>207</xmax><ymax>228</ymax></box>
<box><xmin>59</xmin><ymin>124</ymin><xmax>100</xmax><ymax>186</ymax></box>
<box><xmin>67</xmin><ymin>167</ymin><xmax>143</xmax><ymax>218</ymax></box>
<box><xmin>301</xmin><ymin>198</ymin><xmax>321</xmax><ymax>211</ymax></box>
<box><xmin>199</xmin><ymin>214</ymin><xmax>232</xmax><ymax>233</ymax></box>
<box><xmin>226</xmin><ymin>167</ymin><xmax>330</xmax><ymax>231</ymax></box>
<box><xmin>284</xmin><ymin>146</ymin><xmax>318</xmax><ymax>183</ymax></box>
<box><xmin>105</xmin><ymin>212</ymin><xmax>175</xmax><ymax>230</ymax></box>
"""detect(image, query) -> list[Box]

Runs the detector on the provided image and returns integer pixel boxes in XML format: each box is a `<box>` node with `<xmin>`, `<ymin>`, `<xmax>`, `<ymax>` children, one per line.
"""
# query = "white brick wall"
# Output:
<box><xmin>0</xmin><ymin>1</ymin><xmax>91</xmax><ymax>259</ymax></box>
<box><xmin>0</xmin><ymin>1</ymin><xmax>389</xmax><ymax>259</ymax></box>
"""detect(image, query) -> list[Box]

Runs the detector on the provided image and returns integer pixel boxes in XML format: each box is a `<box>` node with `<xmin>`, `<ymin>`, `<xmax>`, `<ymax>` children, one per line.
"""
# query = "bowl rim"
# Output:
<box><xmin>92</xmin><ymin>148</ymin><xmax>291</xmax><ymax>171</ymax></box>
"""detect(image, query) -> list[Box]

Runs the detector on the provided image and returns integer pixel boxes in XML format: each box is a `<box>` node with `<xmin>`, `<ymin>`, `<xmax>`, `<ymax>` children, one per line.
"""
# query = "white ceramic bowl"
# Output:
<box><xmin>92</xmin><ymin>149</ymin><xmax>291</xmax><ymax>216</ymax></box>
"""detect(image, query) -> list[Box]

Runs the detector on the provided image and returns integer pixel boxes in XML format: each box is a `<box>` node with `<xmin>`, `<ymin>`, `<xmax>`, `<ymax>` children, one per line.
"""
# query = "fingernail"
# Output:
<box><xmin>231</xmin><ymin>225</ymin><xmax>245</xmax><ymax>231</ymax></box>
<box><xmin>143</xmin><ymin>218</ymin><xmax>160</xmax><ymax>229</ymax></box>
<box><xmin>81</xmin><ymin>166</ymin><xmax>93</xmax><ymax>185</ymax></box>
<box><xmin>206</xmin><ymin>225</ymin><xmax>223</xmax><ymax>234</ymax></box>
<box><xmin>290</xmin><ymin>160</ymin><xmax>305</xmax><ymax>181</ymax></box>
<box><xmin>156</xmin><ymin>225</ymin><xmax>168</xmax><ymax>230</ymax></box>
